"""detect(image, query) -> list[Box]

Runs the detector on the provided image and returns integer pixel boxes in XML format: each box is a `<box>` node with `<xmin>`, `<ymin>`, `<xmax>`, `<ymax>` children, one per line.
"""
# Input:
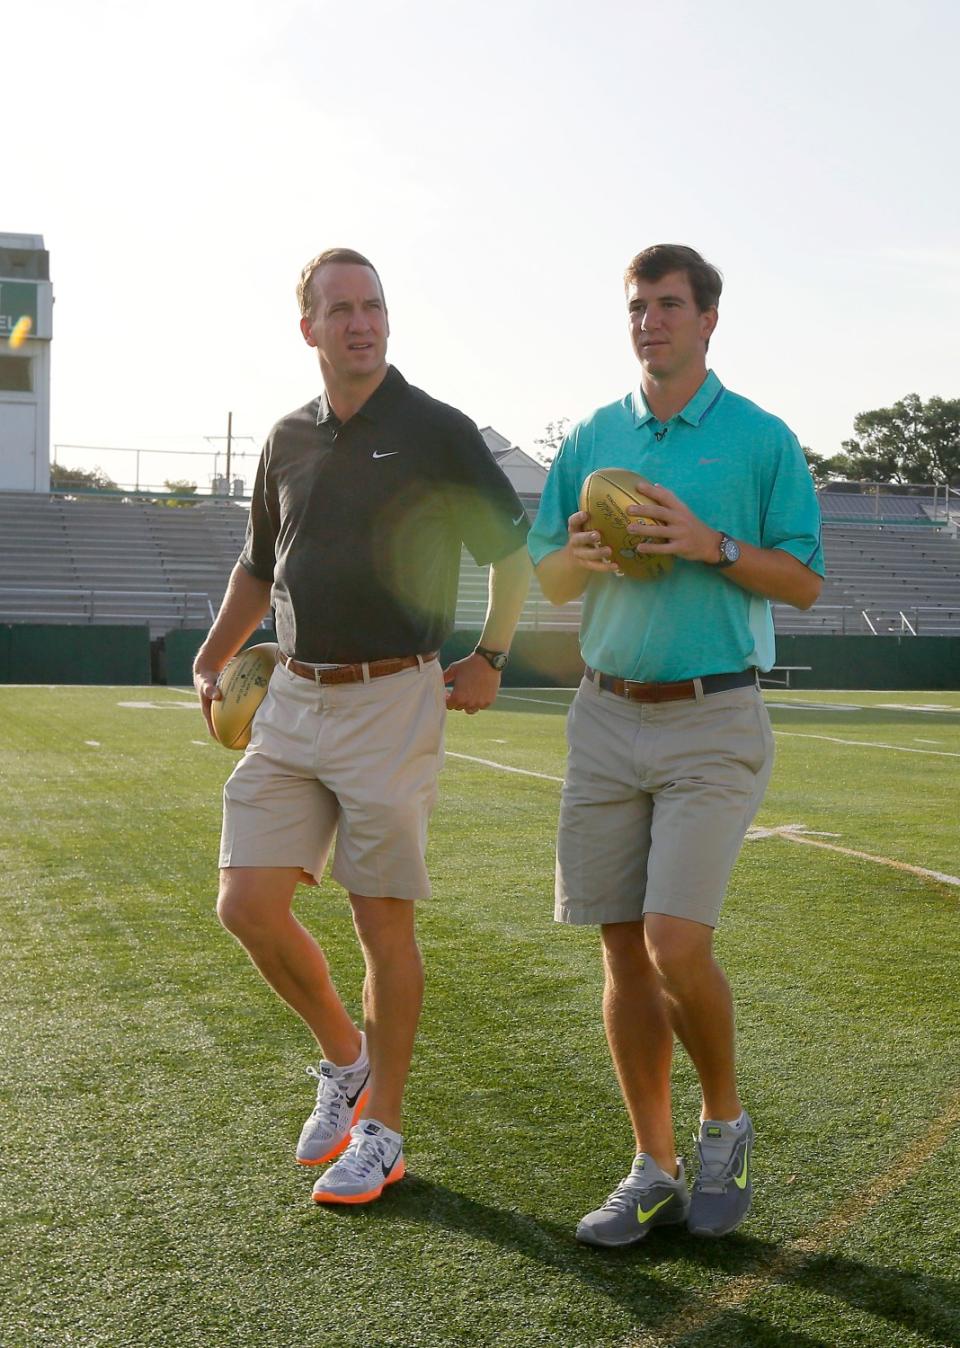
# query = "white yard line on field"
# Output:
<box><xmin>746</xmin><ymin>823</ymin><xmax>960</xmax><ymax>888</ymax></box>
<box><xmin>116</xmin><ymin>700</ymin><xmax>198</xmax><ymax>710</ymax></box>
<box><xmin>774</xmin><ymin>730</ymin><xmax>960</xmax><ymax>759</ymax></box>
<box><xmin>496</xmin><ymin>692</ymin><xmax>573</xmax><ymax>708</ymax></box>
<box><xmin>876</xmin><ymin>703</ymin><xmax>960</xmax><ymax>712</ymax></box>
<box><xmin>446</xmin><ymin>751</ymin><xmax>563</xmax><ymax>783</ymax></box>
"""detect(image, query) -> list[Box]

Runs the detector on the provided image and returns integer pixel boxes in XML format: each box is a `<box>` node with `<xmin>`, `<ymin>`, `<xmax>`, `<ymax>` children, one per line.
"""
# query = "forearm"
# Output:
<box><xmin>720</xmin><ymin>541</ymin><xmax>822</xmax><ymax>610</ymax></box>
<box><xmin>478</xmin><ymin>545</ymin><xmax>533</xmax><ymax>649</ymax></box>
<box><xmin>535</xmin><ymin>545</ymin><xmax>592</xmax><ymax>606</ymax></box>
<box><xmin>194</xmin><ymin>563</ymin><xmax>274</xmax><ymax>672</ymax></box>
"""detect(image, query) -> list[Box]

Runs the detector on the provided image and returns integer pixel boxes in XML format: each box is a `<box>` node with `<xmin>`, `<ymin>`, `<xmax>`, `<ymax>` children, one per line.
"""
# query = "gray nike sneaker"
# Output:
<box><xmin>687</xmin><ymin>1111</ymin><xmax>754</xmax><ymax>1237</ymax></box>
<box><xmin>576</xmin><ymin>1155</ymin><xmax>690</xmax><ymax>1247</ymax></box>
<box><xmin>312</xmin><ymin>1119</ymin><xmax>406</xmax><ymax>1205</ymax></box>
<box><xmin>295</xmin><ymin>1038</ymin><xmax>370</xmax><ymax>1167</ymax></box>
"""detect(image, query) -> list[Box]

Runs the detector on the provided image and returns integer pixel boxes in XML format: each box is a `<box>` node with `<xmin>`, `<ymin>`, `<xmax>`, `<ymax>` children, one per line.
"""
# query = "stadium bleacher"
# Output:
<box><xmin>1</xmin><ymin>487</ymin><xmax>957</xmax><ymax>641</ymax></box>
<box><xmin>0</xmin><ymin>490</ymin><xmax>581</xmax><ymax>637</ymax></box>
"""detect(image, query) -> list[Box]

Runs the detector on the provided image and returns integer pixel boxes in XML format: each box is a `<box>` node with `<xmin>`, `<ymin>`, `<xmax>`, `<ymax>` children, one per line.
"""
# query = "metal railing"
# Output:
<box><xmin>0</xmin><ymin>587</ymin><xmax>215</xmax><ymax>627</ymax></box>
<box><xmin>773</xmin><ymin>603</ymin><xmax>960</xmax><ymax>635</ymax></box>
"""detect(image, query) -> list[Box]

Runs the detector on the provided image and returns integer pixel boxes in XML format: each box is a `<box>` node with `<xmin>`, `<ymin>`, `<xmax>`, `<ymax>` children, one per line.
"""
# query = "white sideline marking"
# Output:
<box><xmin>765</xmin><ymin>700</ymin><xmax>861</xmax><ymax>712</ymax></box>
<box><xmin>747</xmin><ymin>823</ymin><xmax>960</xmax><ymax>888</ymax></box>
<box><xmin>446</xmin><ymin>751</ymin><xmax>563</xmax><ymax>783</ymax></box>
<box><xmin>876</xmin><ymin>703</ymin><xmax>960</xmax><ymax>713</ymax></box>
<box><xmin>775</xmin><ymin>730</ymin><xmax>960</xmax><ymax>759</ymax></box>
<box><xmin>116</xmin><ymin>700</ymin><xmax>197</xmax><ymax>710</ymax></box>
<box><xmin>84</xmin><ymin>740</ymin><xmax>100</xmax><ymax>747</ymax></box>
<box><xmin>497</xmin><ymin>692</ymin><xmax>572</xmax><ymax>708</ymax></box>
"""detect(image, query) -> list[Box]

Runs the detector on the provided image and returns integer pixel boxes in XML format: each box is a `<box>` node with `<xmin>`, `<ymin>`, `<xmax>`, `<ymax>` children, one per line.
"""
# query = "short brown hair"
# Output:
<box><xmin>296</xmin><ymin>248</ymin><xmax>385</xmax><ymax>318</ymax></box>
<box><xmin>624</xmin><ymin>244</ymin><xmax>723</xmax><ymax>312</ymax></box>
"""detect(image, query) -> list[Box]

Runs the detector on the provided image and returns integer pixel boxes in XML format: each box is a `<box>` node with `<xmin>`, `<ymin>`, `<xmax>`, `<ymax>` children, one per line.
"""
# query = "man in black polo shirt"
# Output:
<box><xmin>194</xmin><ymin>248</ymin><xmax>531</xmax><ymax>1205</ymax></box>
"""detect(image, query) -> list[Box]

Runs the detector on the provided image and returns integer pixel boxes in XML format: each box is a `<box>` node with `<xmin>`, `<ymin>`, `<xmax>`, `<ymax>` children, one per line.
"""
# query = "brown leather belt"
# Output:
<box><xmin>281</xmin><ymin>651</ymin><xmax>438</xmax><ymax>686</ymax></box>
<box><xmin>585</xmin><ymin>666</ymin><xmax>758</xmax><ymax>703</ymax></box>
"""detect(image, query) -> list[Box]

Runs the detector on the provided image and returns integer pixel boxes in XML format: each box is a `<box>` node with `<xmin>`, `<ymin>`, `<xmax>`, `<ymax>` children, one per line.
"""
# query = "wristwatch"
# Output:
<box><xmin>475</xmin><ymin>646</ymin><xmax>508</xmax><ymax>672</ymax></box>
<box><xmin>711</xmin><ymin>533</ymin><xmax>741</xmax><ymax>569</ymax></box>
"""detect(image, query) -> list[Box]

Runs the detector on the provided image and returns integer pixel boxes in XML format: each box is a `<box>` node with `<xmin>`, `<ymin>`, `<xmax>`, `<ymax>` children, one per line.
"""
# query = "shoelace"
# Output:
<box><xmin>305</xmin><ymin>1065</ymin><xmax>348</xmax><ymax>1127</ymax></box>
<box><xmin>695</xmin><ymin>1135</ymin><xmax>740</xmax><ymax>1191</ymax></box>
<box><xmin>601</xmin><ymin>1171</ymin><xmax>664</xmax><ymax>1213</ymax></box>
<box><xmin>334</xmin><ymin>1132</ymin><xmax>395</xmax><ymax>1182</ymax></box>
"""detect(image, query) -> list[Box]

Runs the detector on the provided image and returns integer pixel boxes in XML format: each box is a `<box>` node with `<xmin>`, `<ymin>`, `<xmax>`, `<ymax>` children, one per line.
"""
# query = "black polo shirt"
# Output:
<box><xmin>239</xmin><ymin>366</ymin><xmax>530</xmax><ymax>663</ymax></box>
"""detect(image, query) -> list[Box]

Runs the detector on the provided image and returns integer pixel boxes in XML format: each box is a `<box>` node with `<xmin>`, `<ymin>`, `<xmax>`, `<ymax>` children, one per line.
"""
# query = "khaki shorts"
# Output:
<box><xmin>220</xmin><ymin>658</ymin><xmax>446</xmax><ymax>899</ymax></box>
<box><xmin>555</xmin><ymin>676</ymin><xmax>775</xmax><ymax>928</ymax></box>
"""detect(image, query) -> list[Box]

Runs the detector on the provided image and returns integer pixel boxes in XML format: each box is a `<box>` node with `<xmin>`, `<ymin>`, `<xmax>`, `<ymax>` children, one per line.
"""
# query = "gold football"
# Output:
<box><xmin>578</xmin><ymin>468</ymin><xmax>674</xmax><ymax>581</ymax></box>
<box><xmin>211</xmin><ymin>642</ymin><xmax>279</xmax><ymax>750</ymax></box>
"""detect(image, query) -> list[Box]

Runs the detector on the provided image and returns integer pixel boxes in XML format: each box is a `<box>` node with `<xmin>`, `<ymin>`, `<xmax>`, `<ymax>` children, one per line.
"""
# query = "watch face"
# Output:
<box><xmin>720</xmin><ymin>535</ymin><xmax>740</xmax><ymax>565</ymax></box>
<box><xmin>489</xmin><ymin>652</ymin><xmax>508</xmax><ymax>671</ymax></box>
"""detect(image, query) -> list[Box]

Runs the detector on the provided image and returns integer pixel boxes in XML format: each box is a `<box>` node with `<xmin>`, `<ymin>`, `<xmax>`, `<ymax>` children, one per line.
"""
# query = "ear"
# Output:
<box><xmin>300</xmin><ymin>314</ymin><xmax>316</xmax><ymax>348</ymax></box>
<box><xmin>700</xmin><ymin>306</ymin><xmax>718</xmax><ymax>344</ymax></box>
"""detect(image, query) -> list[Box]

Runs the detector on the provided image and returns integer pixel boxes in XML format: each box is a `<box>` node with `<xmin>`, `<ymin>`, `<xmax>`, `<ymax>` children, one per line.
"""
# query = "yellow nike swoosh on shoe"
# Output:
<box><xmin>734</xmin><ymin>1150</ymin><xmax>749</xmax><ymax>1191</ymax></box>
<box><xmin>636</xmin><ymin>1195</ymin><xmax>675</xmax><ymax>1224</ymax></box>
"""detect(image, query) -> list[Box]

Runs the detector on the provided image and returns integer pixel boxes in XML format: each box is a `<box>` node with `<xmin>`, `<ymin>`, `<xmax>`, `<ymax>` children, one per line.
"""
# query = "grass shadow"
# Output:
<box><xmin>320</xmin><ymin>1179</ymin><xmax>960</xmax><ymax>1346</ymax></box>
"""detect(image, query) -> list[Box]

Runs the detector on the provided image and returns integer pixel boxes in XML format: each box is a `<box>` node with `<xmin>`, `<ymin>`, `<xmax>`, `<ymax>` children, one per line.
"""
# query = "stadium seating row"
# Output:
<box><xmin>0</xmin><ymin>491</ymin><xmax>957</xmax><ymax>637</ymax></box>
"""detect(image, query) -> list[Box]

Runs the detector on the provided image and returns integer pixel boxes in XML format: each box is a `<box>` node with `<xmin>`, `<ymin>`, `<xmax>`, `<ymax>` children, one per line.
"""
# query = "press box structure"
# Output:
<box><xmin>0</xmin><ymin>233</ymin><xmax>53</xmax><ymax>492</ymax></box>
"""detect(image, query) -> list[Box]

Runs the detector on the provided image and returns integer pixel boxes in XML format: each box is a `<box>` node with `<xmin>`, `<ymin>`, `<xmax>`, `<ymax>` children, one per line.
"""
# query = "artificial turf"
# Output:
<box><xmin>1</xmin><ymin>686</ymin><xmax>957</xmax><ymax>1347</ymax></box>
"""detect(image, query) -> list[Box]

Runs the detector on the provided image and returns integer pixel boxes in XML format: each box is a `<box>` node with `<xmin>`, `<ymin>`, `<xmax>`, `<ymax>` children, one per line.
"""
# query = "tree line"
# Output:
<box><xmin>804</xmin><ymin>393</ymin><xmax>960</xmax><ymax>487</ymax></box>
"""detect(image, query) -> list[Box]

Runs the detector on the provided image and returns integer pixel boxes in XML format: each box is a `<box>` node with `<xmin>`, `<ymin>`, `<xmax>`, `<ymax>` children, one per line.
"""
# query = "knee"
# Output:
<box><xmin>351</xmin><ymin>896</ymin><xmax>419</xmax><ymax>960</ymax></box>
<box><xmin>601</xmin><ymin>921</ymin><xmax>652</xmax><ymax>986</ymax></box>
<box><xmin>216</xmin><ymin>884</ymin><xmax>250</xmax><ymax>939</ymax></box>
<box><xmin>643</xmin><ymin>914</ymin><xmax>714</xmax><ymax>992</ymax></box>
<box><xmin>216</xmin><ymin>877</ymin><xmax>273</xmax><ymax>945</ymax></box>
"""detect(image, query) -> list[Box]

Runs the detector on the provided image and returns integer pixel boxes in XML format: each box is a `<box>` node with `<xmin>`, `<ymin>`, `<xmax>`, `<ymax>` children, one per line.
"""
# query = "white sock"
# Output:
<box><xmin>329</xmin><ymin>1030</ymin><xmax>367</xmax><ymax>1074</ymax></box>
<box><xmin>727</xmin><ymin>1111</ymin><xmax>746</xmax><ymax>1130</ymax></box>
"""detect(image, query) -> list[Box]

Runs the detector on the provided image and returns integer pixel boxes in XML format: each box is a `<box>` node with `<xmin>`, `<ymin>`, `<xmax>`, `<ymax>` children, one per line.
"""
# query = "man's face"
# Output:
<box><xmin>626</xmin><ymin>270</ymin><xmax>717</xmax><ymax>380</ymax></box>
<box><xmin>300</xmin><ymin>262</ymin><xmax>389</xmax><ymax>382</ymax></box>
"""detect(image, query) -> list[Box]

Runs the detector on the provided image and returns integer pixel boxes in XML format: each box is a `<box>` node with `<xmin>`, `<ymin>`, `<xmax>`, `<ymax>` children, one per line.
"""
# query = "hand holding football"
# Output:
<box><xmin>578</xmin><ymin>469</ymin><xmax>674</xmax><ymax>581</ymax></box>
<box><xmin>210</xmin><ymin>642</ymin><xmax>279</xmax><ymax>750</ymax></box>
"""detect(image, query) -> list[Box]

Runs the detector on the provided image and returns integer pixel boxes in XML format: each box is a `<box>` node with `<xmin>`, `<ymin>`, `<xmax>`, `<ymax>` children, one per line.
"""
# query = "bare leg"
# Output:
<box><xmin>349</xmin><ymin>894</ymin><xmax>424</xmax><ymax>1135</ymax></box>
<box><xmin>601</xmin><ymin>921</ymin><xmax>678</xmax><ymax>1175</ymax></box>
<box><xmin>217</xmin><ymin>866</ymin><xmax>361</xmax><ymax>1065</ymax></box>
<box><xmin>643</xmin><ymin>912</ymin><xmax>740</xmax><ymax>1122</ymax></box>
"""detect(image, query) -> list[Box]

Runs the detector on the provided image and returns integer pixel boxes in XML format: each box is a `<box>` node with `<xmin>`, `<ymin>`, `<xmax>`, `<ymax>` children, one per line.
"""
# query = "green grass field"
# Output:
<box><xmin>2</xmin><ymin>685</ymin><xmax>958</xmax><ymax>1348</ymax></box>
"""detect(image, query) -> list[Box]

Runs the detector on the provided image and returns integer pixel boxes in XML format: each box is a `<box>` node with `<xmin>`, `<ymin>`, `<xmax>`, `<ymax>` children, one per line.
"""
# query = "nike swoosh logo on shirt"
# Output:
<box><xmin>372</xmin><ymin>450</ymin><xmax>399</xmax><ymax>459</ymax></box>
<box><xmin>513</xmin><ymin>510</ymin><xmax>526</xmax><ymax>525</ymax></box>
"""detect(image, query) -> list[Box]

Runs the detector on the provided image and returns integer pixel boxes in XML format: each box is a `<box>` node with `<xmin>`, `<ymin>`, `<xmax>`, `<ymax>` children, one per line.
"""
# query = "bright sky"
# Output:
<box><xmin>7</xmin><ymin>0</ymin><xmax>959</xmax><ymax>488</ymax></box>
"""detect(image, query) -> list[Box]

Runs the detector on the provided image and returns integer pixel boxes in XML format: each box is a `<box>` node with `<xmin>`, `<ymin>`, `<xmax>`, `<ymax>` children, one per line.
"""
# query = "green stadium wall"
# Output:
<box><xmin>442</xmin><ymin>632</ymin><xmax>959</xmax><ymax>690</ymax></box>
<box><xmin>770</xmin><ymin>636</ymin><xmax>960</xmax><ymax>690</ymax></box>
<box><xmin>0</xmin><ymin>624</ymin><xmax>151</xmax><ymax>684</ymax></box>
<box><xmin>32</xmin><ymin>626</ymin><xmax>954</xmax><ymax>691</ymax></box>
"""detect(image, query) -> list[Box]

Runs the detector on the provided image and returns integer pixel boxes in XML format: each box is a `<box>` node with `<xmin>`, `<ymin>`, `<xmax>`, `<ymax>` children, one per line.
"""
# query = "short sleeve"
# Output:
<box><xmin>761</xmin><ymin>430</ymin><xmax>825</xmax><ymax>577</ymax></box>
<box><xmin>238</xmin><ymin>446</ymin><xmax>279</xmax><ymax>580</ymax></box>
<box><xmin>444</xmin><ymin>419</ymin><xmax>530</xmax><ymax>566</ymax></box>
<box><xmin>527</xmin><ymin>431</ymin><xmax>581</xmax><ymax>565</ymax></box>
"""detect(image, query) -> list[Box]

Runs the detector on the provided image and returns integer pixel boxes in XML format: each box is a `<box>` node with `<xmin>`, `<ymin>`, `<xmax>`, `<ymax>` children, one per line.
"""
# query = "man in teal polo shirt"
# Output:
<box><xmin>529</xmin><ymin>243</ymin><xmax>823</xmax><ymax>1245</ymax></box>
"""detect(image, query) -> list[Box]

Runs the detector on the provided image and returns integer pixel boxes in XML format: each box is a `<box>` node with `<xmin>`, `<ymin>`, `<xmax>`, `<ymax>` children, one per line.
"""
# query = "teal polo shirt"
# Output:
<box><xmin>528</xmin><ymin>371</ymin><xmax>824</xmax><ymax>681</ymax></box>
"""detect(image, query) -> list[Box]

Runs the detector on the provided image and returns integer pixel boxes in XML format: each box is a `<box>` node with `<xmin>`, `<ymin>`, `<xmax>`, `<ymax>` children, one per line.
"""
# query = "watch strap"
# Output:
<box><xmin>475</xmin><ymin>645</ymin><xmax>508</xmax><ymax>670</ymax></box>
